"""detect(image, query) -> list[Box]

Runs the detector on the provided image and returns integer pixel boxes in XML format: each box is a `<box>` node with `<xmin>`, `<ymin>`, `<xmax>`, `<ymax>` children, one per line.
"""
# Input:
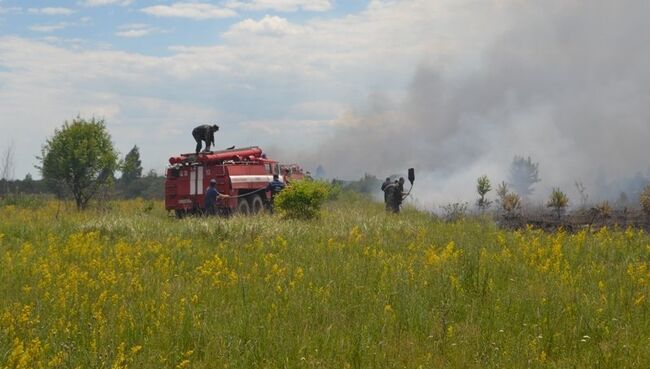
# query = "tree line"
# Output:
<box><xmin>0</xmin><ymin>117</ymin><xmax>163</xmax><ymax>208</ymax></box>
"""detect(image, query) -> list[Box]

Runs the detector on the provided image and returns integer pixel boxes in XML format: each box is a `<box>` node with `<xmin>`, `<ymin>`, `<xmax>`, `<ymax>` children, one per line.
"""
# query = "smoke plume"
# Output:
<box><xmin>301</xmin><ymin>0</ymin><xmax>650</xmax><ymax>207</ymax></box>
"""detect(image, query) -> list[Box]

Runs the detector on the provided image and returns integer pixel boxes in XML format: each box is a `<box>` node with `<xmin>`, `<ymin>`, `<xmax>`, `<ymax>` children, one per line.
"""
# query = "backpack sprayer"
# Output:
<box><xmin>405</xmin><ymin>168</ymin><xmax>415</xmax><ymax>198</ymax></box>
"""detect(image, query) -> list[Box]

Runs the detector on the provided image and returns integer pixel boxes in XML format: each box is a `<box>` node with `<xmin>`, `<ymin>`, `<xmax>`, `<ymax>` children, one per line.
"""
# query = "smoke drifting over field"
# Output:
<box><xmin>302</xmin><ymin>0</ymin><xmax>650</xmax><ymax>206</ymax></box>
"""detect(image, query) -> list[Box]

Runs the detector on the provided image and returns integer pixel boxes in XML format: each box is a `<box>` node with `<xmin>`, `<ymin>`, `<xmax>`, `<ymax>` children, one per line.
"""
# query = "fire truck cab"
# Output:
<box><xmin>165</xmin><ymin>146</ymin><xmax>281</xmax><ymax>217</ymax></box>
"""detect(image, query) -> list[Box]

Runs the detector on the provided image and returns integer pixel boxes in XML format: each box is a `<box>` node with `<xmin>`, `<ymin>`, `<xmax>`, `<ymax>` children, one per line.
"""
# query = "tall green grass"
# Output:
<box><xmin>1</xmin><ymin>194</ymin><xmax>650</xmax><ymax>368</ymax></box>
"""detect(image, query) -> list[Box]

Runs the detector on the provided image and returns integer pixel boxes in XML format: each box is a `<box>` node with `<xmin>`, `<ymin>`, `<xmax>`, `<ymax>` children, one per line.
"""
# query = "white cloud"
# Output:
<box><xmin>116</xmin><ymin>24</ymin><xmax>162</xmax><ymax>38</ymax></box>
<box><xmin>141</xmin><ymin>2</ymin><xmax>237</xmax><ymax>20</ymax></box>
<box><xmin>226</xmin><ymin>0</ymin><xmax>331</xmax><ymax>12</ymax></box>
<box><xmin>81</xmin><ymin>0</ymin><xmax>133</xmax><ymax>6</ymax></box>
<box><xmin>224</xmin><ymin>15</ymin><xmax>304</xmax><ymax>37</ymax></box>
<box><xmin>29</xmin><ymin>22</ymin><xmax>71</xmax><ymax>32</ymax></box>
<box><xmin>28</xmin><ymin>7</ymin><xmax>75</xmax><ymax>15</ymax></box>
<box><xmin>0</xmin><ymin>0</ymin><xmax>510</xmax><ymax>178</ymax></box>
<box><xmin>0</xmin><ymin>6</ymin><xmax>21</xmax><ymax>15</ymax></box>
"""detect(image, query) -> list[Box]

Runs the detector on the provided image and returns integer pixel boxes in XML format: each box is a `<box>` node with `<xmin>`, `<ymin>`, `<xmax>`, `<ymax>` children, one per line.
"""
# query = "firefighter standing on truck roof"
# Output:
<box><xmin>192</xmin><ymin>124</ymin><xmax>219</xmax><ymax>154</ymax></box>
<box><xmin>267</xmin><ymin>174</ymin><xmax>286</xmax><ymax>214</ymax></box>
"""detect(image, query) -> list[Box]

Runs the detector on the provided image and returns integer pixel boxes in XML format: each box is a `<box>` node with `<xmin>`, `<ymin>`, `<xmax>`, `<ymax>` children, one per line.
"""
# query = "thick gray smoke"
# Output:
<box><xmin>301</xmin><ymin>0</ymin><xmax>650</xmax><ymax>207</ymax></box>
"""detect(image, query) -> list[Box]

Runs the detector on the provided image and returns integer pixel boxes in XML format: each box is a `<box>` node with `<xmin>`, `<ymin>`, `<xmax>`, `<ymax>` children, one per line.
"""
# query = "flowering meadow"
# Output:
<box><xmin>2</xmin><ymin>195</ymin><xmax>650</xmax><ymax>368</ymax></box>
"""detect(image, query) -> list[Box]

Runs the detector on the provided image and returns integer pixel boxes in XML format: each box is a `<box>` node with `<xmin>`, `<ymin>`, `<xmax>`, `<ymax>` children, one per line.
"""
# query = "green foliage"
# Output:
<box><xmin>3</xmin><ymin>198</ymin><xmax>650</xmax><ymax>368</ymax></box>
<box><xmin>0</xmin><ymin>193</ymin><xmax>55</xmax><ymax>209</ymax></box>
<box><xmin>117</xmin><ymin>177</ymin><xmax>164</xmax><ymax>200</ymax></box>
<box><xmin>120</xmin><ymin>145</ymin><xmax>143</xmax><ymax>184</ymax></box>
<box><xmin>327</xmin><ymin>180</ymin><xmax>342</xmax><ymax>201</ymax></box>
<box><xmin>39</xmin><ymin>116</ymin><xmax>118</xmax><ymax>210</ymax></box>
<box><xmin>476</xmin><ymin>175</ymin><xmax>492</xmax><ymax>211</ymax></box>
<box><xmin>546</xmin><ymin>187</ymin><xmax>569</xmax><ymax>218</ymax></box>
<box><xmin>275</xmin><ymin>180</ymin><xmax>331</xmax><ymax>220</ymax></box>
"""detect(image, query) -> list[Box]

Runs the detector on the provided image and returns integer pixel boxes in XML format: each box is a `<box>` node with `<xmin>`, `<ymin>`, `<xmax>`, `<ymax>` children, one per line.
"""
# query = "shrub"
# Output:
<box><xmin>547</xmin><ymin>187</ymin><xmax>569</xmax><ymax>219</ymax></box>
<box><xmin>502</xmin><ymin>192</ymin><xmax>522</xmax><ymax>219</ymax></box>
<box><xmin>275</xmin><ymin>180</ymin><xmax>331</xmax><ymax>220</ymax></box>
<box><xmin>440</xmin><ymin>202</ymin><xmax>468</xmax><ymax>222</ymax></box>
<box><xmin>590</xmin><ymin>201</ymin><xmax>611</xmax><ymax>221</ymax></box>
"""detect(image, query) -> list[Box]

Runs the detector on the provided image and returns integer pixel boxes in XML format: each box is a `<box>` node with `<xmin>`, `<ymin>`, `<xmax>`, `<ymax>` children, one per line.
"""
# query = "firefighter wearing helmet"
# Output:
<box><xmin>192</xmin><ymin>124</ymin><xmax>219</xmax><ymax>154</ymax></box>
<box><xmin>266</xmin><ymin>174</ymin><xmax>286</xmax><ymax>214</ymax></box>
<box><xmin>205</xmin><ymin>178</ymin><xmax>229</xmax><ymax>215</ymax></box>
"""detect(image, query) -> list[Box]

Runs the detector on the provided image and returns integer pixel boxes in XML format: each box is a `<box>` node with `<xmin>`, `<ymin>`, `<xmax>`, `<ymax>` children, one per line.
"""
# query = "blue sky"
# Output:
<box><xmin>1</xmin><ymin>1</ymin><xmax>370</xmax><ymax>56</ymax></box>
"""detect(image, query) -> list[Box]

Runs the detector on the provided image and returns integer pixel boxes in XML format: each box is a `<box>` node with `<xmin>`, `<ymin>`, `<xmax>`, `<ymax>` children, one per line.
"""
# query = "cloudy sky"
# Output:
<box><xmin>1</xmin><ymin>0</ymin><xmax>649</xmax><ymax>205</ymax></box>
<box><xmin>0</xmin><ymin>0</ymin><xmax>444</xmax><ymax>176</ymax></box>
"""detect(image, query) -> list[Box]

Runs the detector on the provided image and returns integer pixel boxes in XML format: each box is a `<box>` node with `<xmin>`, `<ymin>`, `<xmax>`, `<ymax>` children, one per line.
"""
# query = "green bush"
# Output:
<box><xmin>275</xmin><ymin>180</ymin><xmax>331</xmax><ymax>220</ymax></box>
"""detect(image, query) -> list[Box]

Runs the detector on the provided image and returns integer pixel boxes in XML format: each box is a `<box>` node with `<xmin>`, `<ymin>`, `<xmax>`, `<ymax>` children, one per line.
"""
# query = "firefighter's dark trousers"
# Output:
<box><xmin>193</xmin><ymin>132</ymin><xmax>211</xmax><ymax>154</ymax></box>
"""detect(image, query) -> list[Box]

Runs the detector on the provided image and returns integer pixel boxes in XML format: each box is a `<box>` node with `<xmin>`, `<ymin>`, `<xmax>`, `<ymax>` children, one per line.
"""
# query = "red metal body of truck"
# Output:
<box><xmin>165</xmin><ymin>146</ymin><xmax>281</xmax><ymax>217</ymax></box>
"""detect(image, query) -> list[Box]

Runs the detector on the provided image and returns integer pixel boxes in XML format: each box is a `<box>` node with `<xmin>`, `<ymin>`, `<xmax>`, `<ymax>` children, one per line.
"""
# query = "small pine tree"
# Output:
<box><xmin>496</xmin><ymin>181</ymin><xmax>509</xmax><ymax>205</ymax></box>
<box><xmin>476</xmin><ymin>175</ymin><xmax>492</xmax><ymax>212</ymax></box>
<box><xmin>547</xmin><ymin>188</ymin><xmax>569</xmax><ymax>219</ymax></box>
<box><xmin>502</xmin><ymin>192</ymin><xmax>522</xmax><ymax>218</ymax></box>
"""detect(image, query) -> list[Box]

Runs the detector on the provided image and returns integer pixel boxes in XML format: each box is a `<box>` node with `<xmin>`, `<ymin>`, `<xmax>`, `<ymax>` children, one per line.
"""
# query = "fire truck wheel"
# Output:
<box><xmin>236</xmin><ymin>198</ymin><xmax>251</xmax><ymax>215</ymax></box>
<box><xmin>250</xmin><ymin>194</ymin><xmax>264</xmax><ymax>214</ymax></box>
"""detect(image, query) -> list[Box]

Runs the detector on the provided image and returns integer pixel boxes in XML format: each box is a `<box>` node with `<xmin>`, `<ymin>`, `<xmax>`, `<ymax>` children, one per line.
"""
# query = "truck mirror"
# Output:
<box><xmin>408</xmin><ymin>168</ymin><xmax>415</xmax><ymax>185</ymax></box>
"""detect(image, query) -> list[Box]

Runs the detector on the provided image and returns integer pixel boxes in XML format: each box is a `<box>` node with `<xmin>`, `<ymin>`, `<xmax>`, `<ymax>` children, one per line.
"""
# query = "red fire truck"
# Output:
<box><xmin>165</xmin><ymin>146</ymin><xmax>281</xmax><ymax>217</ymax></box>
<box><xmin>279</xmin><ymin>163</ymin><xmax>305</xmax><ymax>182</ymax></box>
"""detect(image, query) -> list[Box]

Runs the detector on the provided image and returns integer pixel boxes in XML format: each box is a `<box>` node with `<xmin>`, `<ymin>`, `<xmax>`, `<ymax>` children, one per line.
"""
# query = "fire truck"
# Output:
<box><xmin>280</xmin><ymin>163</ymin><xmax>305</xmax><ymax>182</ymax></box>
<box><xmin>165</xmin><ymin>146</ymin><xmax>281</xmax><ymax>217</ymax></box>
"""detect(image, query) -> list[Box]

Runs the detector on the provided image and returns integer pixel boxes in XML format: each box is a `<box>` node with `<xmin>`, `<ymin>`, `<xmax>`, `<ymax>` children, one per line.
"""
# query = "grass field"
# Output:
<box><xmin>2</xmin><ymin>194</ymin><xmax>650</xmax><ymax>368</ymax></box>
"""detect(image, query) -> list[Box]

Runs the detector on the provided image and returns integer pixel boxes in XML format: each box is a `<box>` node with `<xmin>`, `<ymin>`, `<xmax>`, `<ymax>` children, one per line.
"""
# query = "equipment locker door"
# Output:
<box><xmin>189</xmin><ymin>165</ymin><xmax>204</xmax><ymax>197</ymax></box>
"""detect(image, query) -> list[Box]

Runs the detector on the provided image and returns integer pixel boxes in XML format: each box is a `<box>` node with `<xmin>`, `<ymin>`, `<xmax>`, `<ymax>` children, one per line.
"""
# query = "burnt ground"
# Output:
<box><xmin>497</xmin><ymin>209</ymin><xmax>650</xmax><ymax>233</ymax></box>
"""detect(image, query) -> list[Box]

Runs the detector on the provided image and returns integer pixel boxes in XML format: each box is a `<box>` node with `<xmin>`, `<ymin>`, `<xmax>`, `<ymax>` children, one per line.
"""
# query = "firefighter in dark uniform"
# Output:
<box><xmin>204</xmin><ymin>178</ymin><xmax>229</xmax><ymax>215</ymax></box>
<box><xmin>266</xmin><ymin>174</ymin><xmax>286</xmax><ymax>214</ymax></box>
<box><xmin>381</xmin><ymin>177</ymin><xmax>391</xmax><ymax>211</ymax></box>
<box><xmin>386</xmin><ymin>177</ymin><xmax>407</xmax><ymax>214</ymax></box>
<box><xmin>395</xmin><ymin>177</ymin><xmax>406</xmax><ymax>212</ymax></box>
<box><xmin>192</xmin><ymin>124</ymin><xmax>219</xmax><ymax>154</ymax></box>
<box><xmin>204</xmin><ymin>179</ymin><xmax>219</xmax><ymax>215</ymax></box>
